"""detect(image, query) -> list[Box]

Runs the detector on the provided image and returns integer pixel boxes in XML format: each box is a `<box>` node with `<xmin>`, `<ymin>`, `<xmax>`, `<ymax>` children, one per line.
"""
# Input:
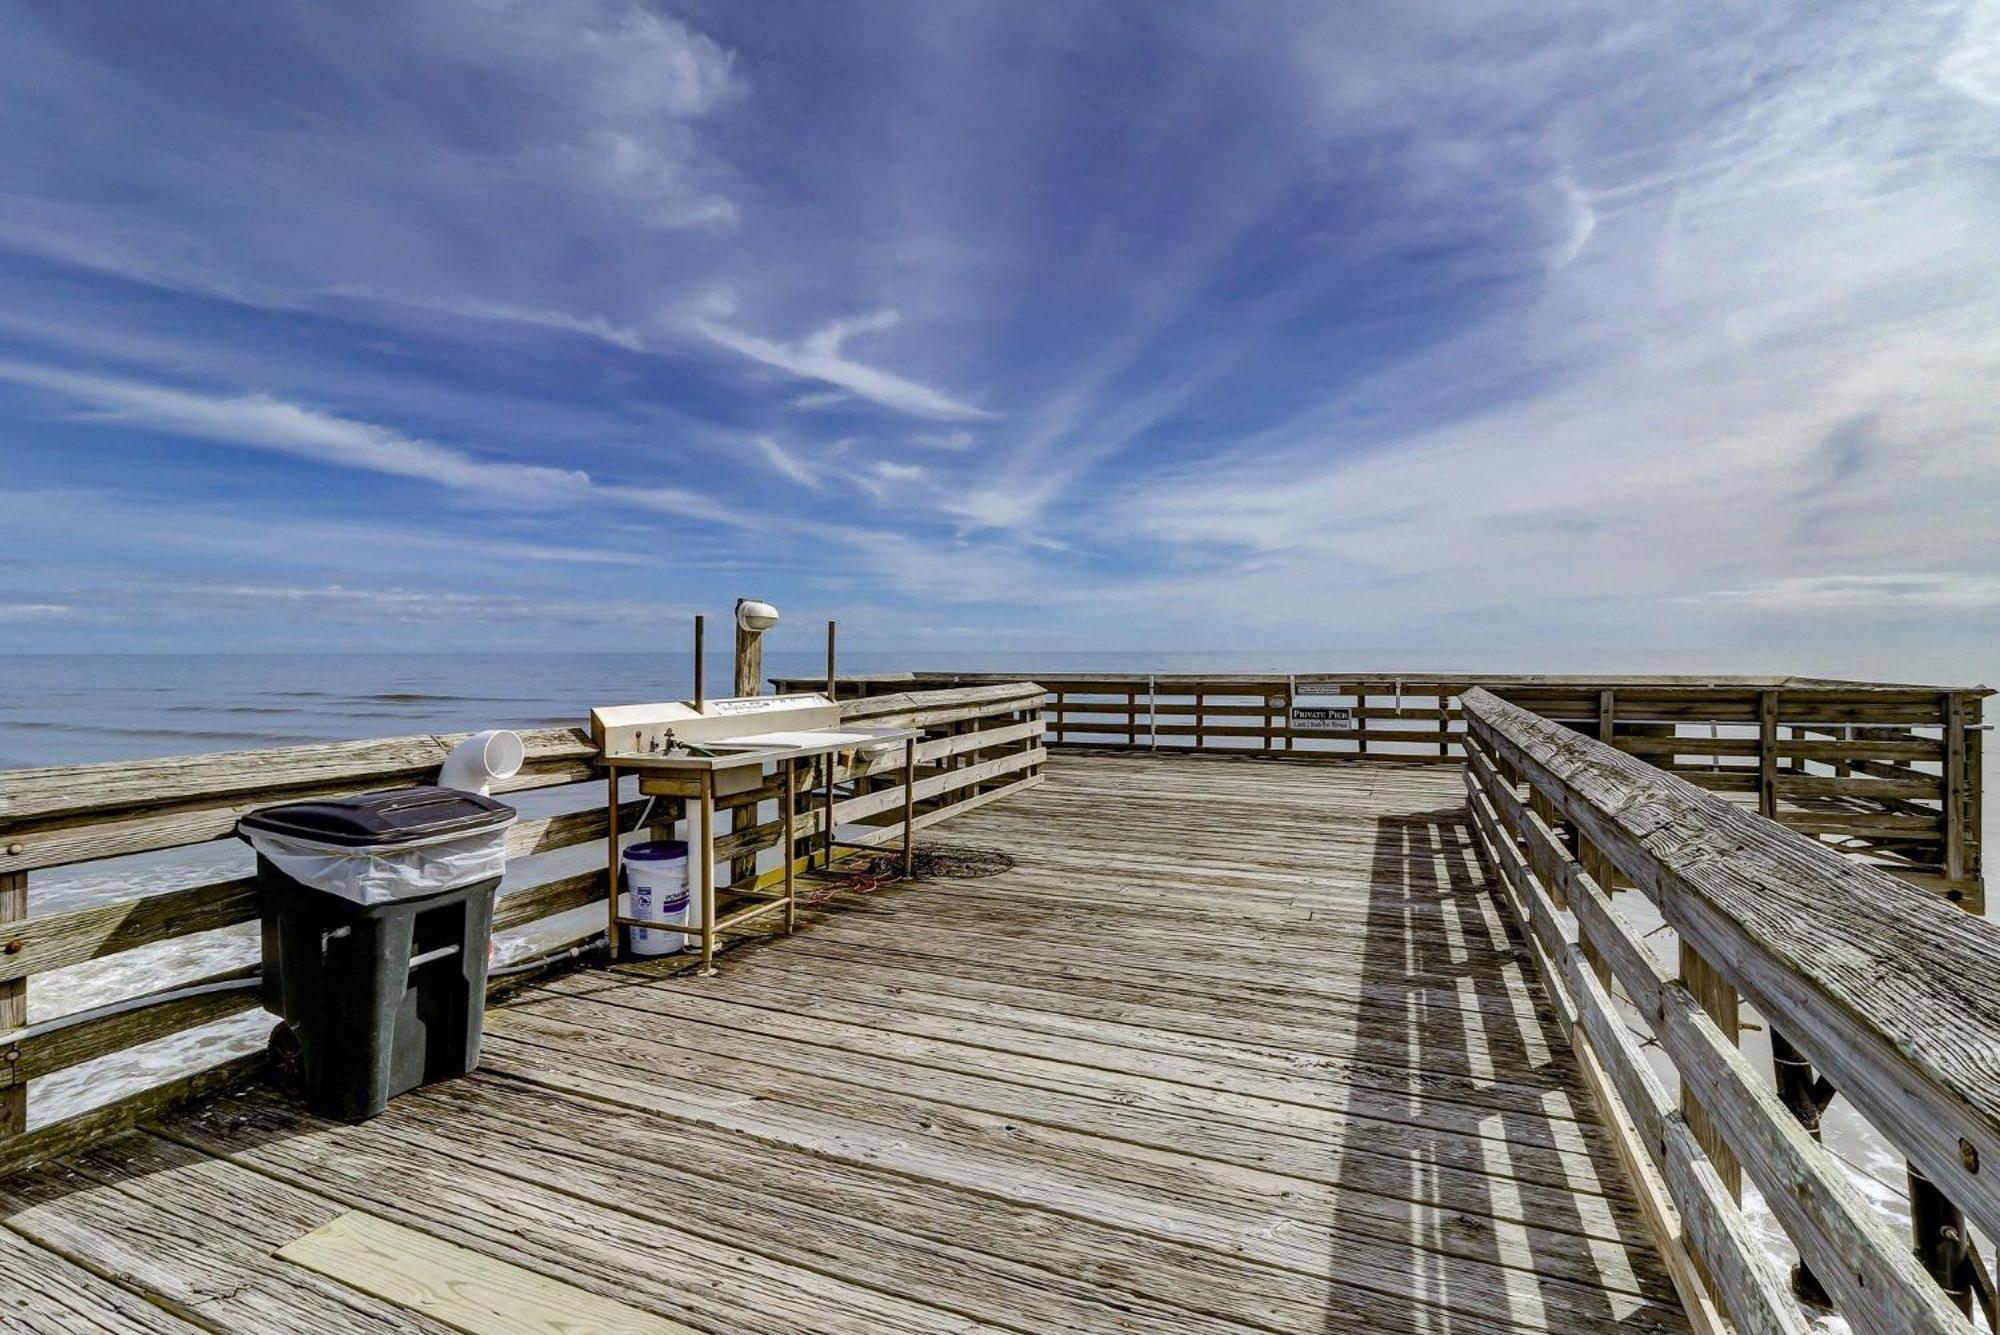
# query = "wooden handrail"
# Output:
<box><xmin>777</xmin><ymin>670</ymin><xmax>1987</xmax><ymax>907</ymax></box>
<box><xmin>1461</xmin><ymin>685</ymin><xmax>1999</xmax><ymax>1333</ymax></box>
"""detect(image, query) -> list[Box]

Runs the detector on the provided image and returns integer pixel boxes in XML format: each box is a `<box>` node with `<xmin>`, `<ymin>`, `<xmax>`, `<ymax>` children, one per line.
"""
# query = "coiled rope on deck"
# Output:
<box><xmin>803</xmin><ymin>841</ymin><xmax>1014</xmax><ymax>904</ymax></box>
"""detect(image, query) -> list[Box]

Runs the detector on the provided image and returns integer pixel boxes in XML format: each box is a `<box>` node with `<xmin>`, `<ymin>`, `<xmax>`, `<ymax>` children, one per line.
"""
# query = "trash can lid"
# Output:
<box><xmin>237</xmin><ymin>785</ymin><xmax>517</xmax><ymax>848</ymax></box>
<box><xmin>624</xmin><ymin>840</ymin><xmax>688</xmax><ymax>862</ymax></box>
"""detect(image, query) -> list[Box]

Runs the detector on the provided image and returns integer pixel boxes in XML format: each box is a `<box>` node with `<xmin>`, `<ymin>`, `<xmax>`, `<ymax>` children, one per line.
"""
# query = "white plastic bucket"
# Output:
<box><xmin>621</xmin><ymin>840</ymin><xmax>692</xmax><ymax>956</ymax></box>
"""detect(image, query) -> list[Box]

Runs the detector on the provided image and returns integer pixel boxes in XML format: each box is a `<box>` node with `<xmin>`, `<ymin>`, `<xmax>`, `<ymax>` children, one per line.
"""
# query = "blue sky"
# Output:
<box><xmin>1</xmin><ymin>2</ymin><xmax>1996</xmax><ymax>668</ymax></box>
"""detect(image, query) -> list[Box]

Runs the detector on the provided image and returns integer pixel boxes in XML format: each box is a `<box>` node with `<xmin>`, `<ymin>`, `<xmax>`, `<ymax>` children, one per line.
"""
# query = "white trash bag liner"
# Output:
<box><xmin>243</xmin><ymin>822</ymin><xmax>513</xmax><ymax>905</ymax></box>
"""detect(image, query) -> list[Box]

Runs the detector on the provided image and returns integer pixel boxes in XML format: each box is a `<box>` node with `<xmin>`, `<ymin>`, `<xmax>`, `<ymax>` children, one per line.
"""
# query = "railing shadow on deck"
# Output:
<box><xmin>1341</xmin><ymin>804</ymin><xmax>1661</xmax><ymax>1332</ymax></box>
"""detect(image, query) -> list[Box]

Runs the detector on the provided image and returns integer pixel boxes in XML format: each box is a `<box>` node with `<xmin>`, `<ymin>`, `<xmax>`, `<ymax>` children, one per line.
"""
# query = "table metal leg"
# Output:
<box><xmin>604</xmin><ymin>764</ymin><xmax>621</xmax><ymax>961</ymax></box>
<box><xmin>821</xmin><ymin>753</ymin><xmax>836</xmax><ymax>870</ymax></box>
<box><xmin>783</xmin><ymin>757</ymin><xmax>797</xmax><ymax>934</ymax></box>
<box><xmin>698</xmin><ymin>769</ymin><xmax>717</xmax><ymax>976</ymax></box>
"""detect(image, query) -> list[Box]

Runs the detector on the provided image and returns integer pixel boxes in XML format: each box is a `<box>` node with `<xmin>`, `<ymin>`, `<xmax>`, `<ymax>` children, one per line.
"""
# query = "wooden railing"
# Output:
<box><xmin>780</xmin><ymin>671</ymin><xmax>1987</xmax><ymax>907</ymax></box>
<box><xmin>1461</xmin><ymin>686</ymin><xmax>2000</xmax><ymax>1334</ymax></box>
<box><xmin>0</xmin><ymin>683</ymin><xmax>1044</xmax><ymax>1176</ymax></box>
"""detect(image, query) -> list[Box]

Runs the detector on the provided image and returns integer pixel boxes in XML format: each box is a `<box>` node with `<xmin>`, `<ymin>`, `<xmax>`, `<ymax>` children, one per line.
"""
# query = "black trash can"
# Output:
<box><xmin>237</xmin><ymin>786</ymin><xmax>516</xmax><ymax>1123</ymax></box>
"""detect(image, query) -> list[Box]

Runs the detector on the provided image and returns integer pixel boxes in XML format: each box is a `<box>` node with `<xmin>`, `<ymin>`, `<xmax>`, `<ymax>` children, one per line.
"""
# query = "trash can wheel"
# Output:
<box><xmin>266</xmin><ymin>1020</ymin><xmax>302</xmax><ymax>1095</ymax></box>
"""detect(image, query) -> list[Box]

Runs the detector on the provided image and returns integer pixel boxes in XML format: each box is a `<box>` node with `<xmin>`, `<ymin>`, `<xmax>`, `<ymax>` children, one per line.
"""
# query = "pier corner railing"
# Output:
<box><xmin>0</xmin><ymin>682</ymin><xmax>1044</xmax><ymax>1177</ymax></box>
<box><xmin>1461</xmin><ymin>685</ymin><xmax>2000</xmax><ymax>1335</ymax></box>
<box><xmin>788</xmin><ymin>671</ymin><xmax>1986</xmax><ymax>911</ymax></box>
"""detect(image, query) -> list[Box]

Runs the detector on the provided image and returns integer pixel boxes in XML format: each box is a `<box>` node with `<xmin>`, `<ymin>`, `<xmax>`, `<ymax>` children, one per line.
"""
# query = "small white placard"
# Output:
<box><xmin>707</xmin><ymin>693</ymin><xmax>827</xmax><ymax>716</ymax></box>
<box><xmin>1290</xmin><ymin>704</ymin><xmax>1356</xmax><ymax>732</ymax></box>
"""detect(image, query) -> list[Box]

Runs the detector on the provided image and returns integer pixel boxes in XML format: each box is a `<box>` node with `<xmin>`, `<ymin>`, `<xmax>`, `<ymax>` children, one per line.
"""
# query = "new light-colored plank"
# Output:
<box><xmin>276</xmin><ymin>1210</ymin><xmax>701</xmax><ymax>1335</ymax></box>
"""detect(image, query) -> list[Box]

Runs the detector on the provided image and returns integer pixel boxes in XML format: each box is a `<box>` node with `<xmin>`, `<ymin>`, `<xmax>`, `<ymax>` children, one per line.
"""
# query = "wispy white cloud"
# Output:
<box><xmin>692</xmin><ymin>307</ymin><xmax>994</xmax><ymax>422</ymax></box>
<box><xmin>1548</xmin><ymin>177</ymin><xmax>1597</xmax><ymax>271</ymax></box>
<box><xmin>1939</xmin><ymin>2</ymin><xmax>2000</xmax><ymax>107</ymax></box>
<box><xmin>0</xmin><ymin>603</ymin><xmax>73</xmax><ymax>621</ymax></box>
<box><xmin>1695</xmin><ymin>573</ymin><xmax>2000</xmax><ymax>611</ymax></box>
<box><xmin>915</xmin><ymin>429</ymin><xmax>976</xmax><ymax>451</ymax></box>
<box><xmin>790</xmin><ymin>390</ymin><xmax>852</xmax><ymax>411</ymax></box>
<box><xmin>155</xmin><ymin>581</ymin><xmax>663</xmax><ymax>625</ymax></box>
<box><xmin>752</xmin><ymin>435</ymin><xmax>822</xmax><ymax>489</ymax></box>
<box><xmin>0</xmin><ymin>361</ymin><xmax>735</xmax><ymax>524</ymax></box>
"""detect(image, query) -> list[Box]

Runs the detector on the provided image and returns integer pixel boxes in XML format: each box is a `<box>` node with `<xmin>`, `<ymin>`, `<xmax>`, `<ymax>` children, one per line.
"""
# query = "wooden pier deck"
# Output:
<box><xmin>0</xmin><ymin>752</ymin><xmax>1687</xmax><ymax>1334</ymax></box>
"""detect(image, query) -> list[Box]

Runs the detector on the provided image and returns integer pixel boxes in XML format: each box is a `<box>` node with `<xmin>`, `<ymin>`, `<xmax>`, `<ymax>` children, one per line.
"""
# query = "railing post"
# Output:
<box><xmin>1127</xmin><ymin>690</ymin><xmax>1137</xmax><ymax>748</ymax></box>
<box><xmin>1770</xmin><ymin>1029</ymin><xmax>1838</xmax><ymax>1306</ymax></box>
<box><xmin>1</xmin><ymin>870</ymin><xmax>23</xmax><ymax>1138</ymax></box>
<box><xmin>1944</xmin><ymin>692</ymin><xmax>1968</xmax><ymax>890</ymax></box>
<box><xmin>1679</xmin><ymin>943</ymin><xmax>1743</xmax><ymax>1199</ymax></box>
<box><xmin>1584</xmin><ymin>839</ymin><xmax>1616</xmax><ymax>987</ymax></box>
<box><xmin>1757</xmin><ymin>690</ymin><xmax>1779</xmax><ymax>820</ymax></box>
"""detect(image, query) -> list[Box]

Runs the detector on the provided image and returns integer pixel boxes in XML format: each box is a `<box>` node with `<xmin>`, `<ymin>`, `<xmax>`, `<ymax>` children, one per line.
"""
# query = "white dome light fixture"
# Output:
<box><xmin>736</xmin><ymin>599</ymin><xmax>780</xmax><ymax>633</ymax></box>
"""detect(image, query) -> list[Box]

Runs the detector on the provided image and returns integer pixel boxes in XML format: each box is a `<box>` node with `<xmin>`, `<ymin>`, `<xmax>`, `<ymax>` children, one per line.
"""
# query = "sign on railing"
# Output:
<box><xmin>1288</xmin><ymin>703</ymin><xmax>1354</xmax><ymax>731</ymax></box>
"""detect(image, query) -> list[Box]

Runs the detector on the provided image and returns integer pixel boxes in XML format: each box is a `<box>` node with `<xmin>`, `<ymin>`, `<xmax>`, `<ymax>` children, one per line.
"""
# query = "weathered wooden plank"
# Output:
<box><xmin>0</xmin><ymin>1054</ymin><xmax>263</xmax><ymax>1179</ymax></box>
<box><xmin>0</xmin><ymin>727</ymin><xmax>593</xmax><ymax>827</ymax></box>
<box><xmin>2</xmin><ymin>967</ymin><xmax>259</xmax><ymax>1090</ymax></box>
<box><xmin>176</xmin><ymin>1083</ymin><xmax>1303</xmax><ymax>1335</ymax></box>
<box><xmin>837</xmin><ymin>680</ymin><xmax>1044</xmax><ymax>719</ymax></box>
<box><xmin>184</xmin><ymin>1076</ymin><xmax>1486</xmax><ymax>1335</ymax></box>
<box><xmin>0</xmin><ymin>1132</ymin><xmax>476</xmax><ymax>1333</ymax></box>
<box><xmin>1657</xmin><ymin>979</ymin><xmax>1968</xmax><ymax>1332</ymax></box>
<box><xmin>540</xmin><ymin>971</ymin><xmax>1621</xmax><ymax>1205</ymax></box>
<box><xmin>0</xmin><ymin>1226</ymin><xmax>207</xmax><ymax>1333</ymax></box>
<box><xmin>481</xmin><ymin>1022</ymin><xmax>1689</xmax><ymax>1329</ymax></box>
<box><xmin>1</xmin><ymin>761</ymin><xmax>592</xmax><ymax>875</ymax></box>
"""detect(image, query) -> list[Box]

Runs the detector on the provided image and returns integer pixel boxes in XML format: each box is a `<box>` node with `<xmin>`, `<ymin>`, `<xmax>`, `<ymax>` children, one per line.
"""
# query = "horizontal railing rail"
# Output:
<box><xmin>776</xmin><ymin>670</ymin><xmax>1987</xmax><ymax>905</ymax></box>
<box><xmin>1460</xmin><ymin>685</ymin><xmax>2000</xmax><ymax>1334</ymax></box>
<box><xmin>0</xmin><ymin>683</ymin><xmax>1044</xmax><ymax>1176</ymax></box>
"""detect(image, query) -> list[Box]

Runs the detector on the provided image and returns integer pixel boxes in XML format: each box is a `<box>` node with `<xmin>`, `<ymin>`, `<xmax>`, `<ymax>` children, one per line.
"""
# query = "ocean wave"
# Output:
<box><xmin>0</xmin><ymin>720</ymin><xmax>328</xmax><ymax>743</ymax></box>
<box><xmin>163</xmin><ymin>704</ymin><xmax>312</xmax><ymax>715</ymax></box>
<box><xmin>342</xmin><ymin>692</ymin><xmax>540</xmax><ymax>704</ymax></box>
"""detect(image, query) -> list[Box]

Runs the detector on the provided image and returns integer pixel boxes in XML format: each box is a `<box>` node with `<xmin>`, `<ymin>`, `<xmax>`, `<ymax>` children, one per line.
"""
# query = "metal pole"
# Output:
<box><xmin>692</xmin><ymin>615</ymin><xmax>705</xmax><ymax>710</ymax></box>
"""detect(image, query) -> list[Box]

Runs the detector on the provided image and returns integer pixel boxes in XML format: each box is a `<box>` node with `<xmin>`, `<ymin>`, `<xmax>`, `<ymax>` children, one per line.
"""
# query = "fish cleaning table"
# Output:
<box><xmin>590</xmin><ymin>693</ymin><xmax>921</xmax><ymax>973</ymax></box>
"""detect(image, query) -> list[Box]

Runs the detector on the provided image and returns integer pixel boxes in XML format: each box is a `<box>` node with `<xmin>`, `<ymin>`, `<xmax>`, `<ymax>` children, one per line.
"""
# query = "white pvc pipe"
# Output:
<box><xmin>438</xmin><ymin>729</ymin><xmax>524</xmax><ymax>795</ymax></box>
